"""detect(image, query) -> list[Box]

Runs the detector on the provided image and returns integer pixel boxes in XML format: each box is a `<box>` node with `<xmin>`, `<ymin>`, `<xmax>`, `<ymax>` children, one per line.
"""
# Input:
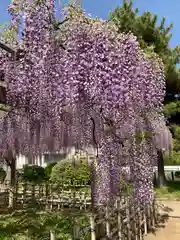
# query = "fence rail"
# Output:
<box><xmin>89</xmin><ymin>198</ymin><xmax>158</xmax><ymax>240</ymax></box>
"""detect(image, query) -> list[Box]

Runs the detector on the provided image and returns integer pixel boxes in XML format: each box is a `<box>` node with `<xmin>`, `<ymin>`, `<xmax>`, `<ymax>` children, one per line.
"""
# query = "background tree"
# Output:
<box><xmin>110</xmin><ymin>0</ymin><xmax>180</xmax><ymax>186</ymax></box>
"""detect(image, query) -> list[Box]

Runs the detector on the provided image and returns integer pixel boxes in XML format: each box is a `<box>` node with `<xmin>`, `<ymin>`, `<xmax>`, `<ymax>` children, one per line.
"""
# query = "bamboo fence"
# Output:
<box><xmin>0</xmin><ymin>181</ymin><xmax>160</xmax><ymax>240</ymax></box>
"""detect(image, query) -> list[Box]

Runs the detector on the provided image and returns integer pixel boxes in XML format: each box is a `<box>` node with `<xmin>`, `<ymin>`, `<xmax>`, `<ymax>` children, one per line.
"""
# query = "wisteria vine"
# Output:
<box><xmin>0</xmin><ymin>0</ymin><xmax>172</xmax><ymax>205</ymax></box>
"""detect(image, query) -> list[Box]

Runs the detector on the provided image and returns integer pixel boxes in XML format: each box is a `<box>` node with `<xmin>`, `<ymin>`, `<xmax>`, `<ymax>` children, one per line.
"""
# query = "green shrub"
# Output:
<box><xmin>50</xmin><ymin>157</ymin><xmax>91</xmax><ymax>186</ymax></box>
<box><xmin>21</xmin><ymin>165</ymin><xmax>45</xmax><ymax>183</ymax></box>
<box><xmin>0</xmin><ymin>167</ymin><xmax>6</xmax><ymax>183</ymax></box>
<box><xmin>0</xmin><ymin>209</ymin><xmax>90</xmax><ymax>240</ymax></box>
<box><xmin>44</xmin><ymin>162</ymin><xmax>57</xmax><ymax>180</ymax></box>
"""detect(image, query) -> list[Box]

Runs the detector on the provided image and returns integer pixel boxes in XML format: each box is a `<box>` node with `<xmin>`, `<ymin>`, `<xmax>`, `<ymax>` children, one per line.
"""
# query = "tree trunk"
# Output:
<box><xmin>157</xmin><ymin>150</ymin><xmax>166</xmax><ymax>188</ymax></box>
<box><xmin>10</xmin><ymin>157</ymin><xmax>16</xmax><ymax>186</ymax></box>
<box><xmin>8</xmin><ymin>157</ymin><xmax>16</xmax><ymax>209</ymax></box>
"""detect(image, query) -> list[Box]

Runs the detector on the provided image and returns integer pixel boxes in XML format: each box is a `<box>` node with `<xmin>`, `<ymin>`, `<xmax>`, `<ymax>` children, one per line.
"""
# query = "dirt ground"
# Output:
<box><xmin>145</xmin><ymin>201</ymin><xmax>180</xmax><ymax>240</ymax></box>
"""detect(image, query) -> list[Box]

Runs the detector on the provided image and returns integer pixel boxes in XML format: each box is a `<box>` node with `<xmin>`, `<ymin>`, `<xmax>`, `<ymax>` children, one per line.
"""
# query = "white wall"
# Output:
<box><xmin>15</xmin><ymin>146</ymin><xmax>96</xmax><ymax>169</ymax></box>
<box><xmin>0</xmin><ymin>146</ymin><xmax>96</xmax><ymax>181</ymax></box>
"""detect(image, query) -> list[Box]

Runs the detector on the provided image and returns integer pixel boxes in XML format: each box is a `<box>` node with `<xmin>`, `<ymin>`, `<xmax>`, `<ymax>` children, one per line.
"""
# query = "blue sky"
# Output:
<box><xmin>0</xmin><ymin>0</ymin><xmax>179</xmax><ymax>48</ymax></box>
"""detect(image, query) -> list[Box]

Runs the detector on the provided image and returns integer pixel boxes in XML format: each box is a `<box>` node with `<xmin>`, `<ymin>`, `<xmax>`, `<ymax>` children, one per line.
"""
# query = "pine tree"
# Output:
<box><xmin>110</xmin><ymin>0</ymin><xmax>180</xmax><ymax>186</ymax></box>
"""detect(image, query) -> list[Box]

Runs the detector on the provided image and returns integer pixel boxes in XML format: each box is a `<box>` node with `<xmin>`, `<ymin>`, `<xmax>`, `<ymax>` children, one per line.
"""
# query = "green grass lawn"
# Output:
<box><xmin>155</xmin><ymin>181</ymin><xmax>180</xmax><ymax>199</ymax></box>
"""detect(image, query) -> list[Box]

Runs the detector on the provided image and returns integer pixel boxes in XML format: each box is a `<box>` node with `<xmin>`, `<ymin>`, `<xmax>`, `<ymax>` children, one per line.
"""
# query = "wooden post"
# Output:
<box><xmin>138</xmin><ymin>206</ymin><xmax>142</xmax><ymax>240</ymax></box>
<box><xmin>50</xmin><ymin>230</ymin><xmax>56</xmax><ymax>240</ymax></box>
<box><xmin>73</xmin><ymin>225</ymin><xmax>80</xmax><ymax>240</ymax></box>
<box><xmin>31</xmin><ymin>183</ymin><xmax>36</xmax><ymax>207</ymax></box>
<box><xmin>151</xmin><ymin>204</ymin><xmax>155</xmax><ymax>228</ymax></box>
<box><xmin>116</xmin><ymin>198</ymin><xmax>122</xmax><ymax>240</ymax></box>
<box><xmin>45</xmin><ymin>182</ymin><xmax>49</xmax><ymax>197</ymax></box>
<box><xmin>90</xmin><ymin>214</ymin><xmax>96</xmax><ymax>240</ymax></box>
<box><xmin>132</xmin><ymin>205</ymin><xmax>138</xmax><ymax>240</ymax></box>
<box><xmin>38</xmin><ymin>184</ymin><xmax>41</xmax><ymax>198</ymax></box>
<box><xmin>143</xmin><ymin>207</ymin><xmax>147</xmax><ymax>236</ymax></box>
<box><xmin>126</xmin><ymin>198</ymin><xmax>131</xmax><ymax>240</ymax></box>
<box><xmin>8</xmin><ymin>185</ymin><xmax>14</xmax><ymax>209</ymax></box>
<box><xmin>147</xmin><ymin>205</ymin><xmax>151</xmax><ymax>230</ymax></box>
<box><xmin>73</xmin><ymin>190</ymin><xmax>76</xmax><ymax>208</ymax></box>
<box><xmin>153</xmin><ymin>200</ymin><xmax>158</xmax><ymax>224</ymax></box>
<box><xmin>22</xmin><ymin>182</ymin><xmax>27</xmax><ymax>207</ymax></box>
<box><xmin>50</xmin><ymin>184</ymin><xmax>53</xmax><ymax>211</ymax></box>
<box><xmin>14</xmin><ymin>182</ymin><xmax>18</xmax><ymax>209</ymax></box>
<box><xmin>105</xmin><ymin>206</ymin><xmax>111</xmax><ymax>238</ymax></box>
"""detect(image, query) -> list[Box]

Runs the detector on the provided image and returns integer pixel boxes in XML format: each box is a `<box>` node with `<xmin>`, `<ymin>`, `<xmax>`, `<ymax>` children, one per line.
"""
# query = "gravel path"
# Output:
<box><xmin>145</xmin><ymin>201</ymin><xmax>180</xmax><ymax>240</ymax></box>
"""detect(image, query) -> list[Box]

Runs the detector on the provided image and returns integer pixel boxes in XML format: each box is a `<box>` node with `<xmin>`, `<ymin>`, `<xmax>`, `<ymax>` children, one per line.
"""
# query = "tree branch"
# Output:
<box><xmin>0</xmin><ymin>106</ymin><xmax>8</xmax><ymax>112</ymax></box>
<box><xmin>54</xmin><ymin>18</ymin><xmax>70</xmax><ymax>30</ymax></box>
<box><xmin>90</xmin><ymin>116</ymin><xmax>97</xmax><ymax>146</ymax></box>
<box><xmin>91</xmin><ymin>106</ymin><xmax>125</xmax><ymax>147</ymax></box>
<box><xmin>90</xmin><ymin>116</ymin><xmax>99</xmax><ymax>158</ymax></box>
<box><xmin>0</xmin><ymin>42</ymin><xmax>15</xmax><ymax>55</ymax></box>
<box><xmin>4</xmin><ymin>157</ymin><xmax>12</xmax><ymax>167</ymax></box>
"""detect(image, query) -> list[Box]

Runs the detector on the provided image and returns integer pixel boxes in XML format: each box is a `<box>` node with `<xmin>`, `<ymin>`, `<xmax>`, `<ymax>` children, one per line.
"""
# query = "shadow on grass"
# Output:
<box><xmin>155</xmin><ymin>181</ymin><xmax>180</xmax><ymax>199</ymax></box>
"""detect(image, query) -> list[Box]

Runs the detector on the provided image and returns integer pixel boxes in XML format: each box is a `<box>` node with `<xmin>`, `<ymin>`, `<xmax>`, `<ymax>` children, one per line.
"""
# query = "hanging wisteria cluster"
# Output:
<box><xmin>0</xmin><ymin>0</ymin><xmax>172</xmax><ymax>205</ymax></box>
